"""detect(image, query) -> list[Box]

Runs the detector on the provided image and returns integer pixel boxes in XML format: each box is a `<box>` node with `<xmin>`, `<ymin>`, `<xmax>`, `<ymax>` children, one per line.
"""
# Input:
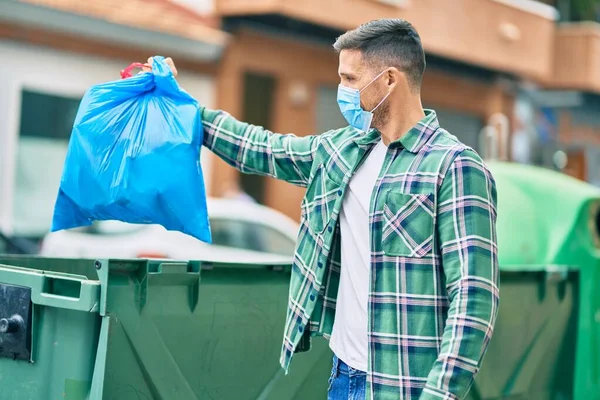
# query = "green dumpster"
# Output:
<box><xmin>0</xmin><ymin>257</ymin><xmax>332</xmax><ymax>400</ymax></box>
<box><xmin>465</xmin><ymin>161</ymin><xmax>600</xmax><ymax>400</ymax></box>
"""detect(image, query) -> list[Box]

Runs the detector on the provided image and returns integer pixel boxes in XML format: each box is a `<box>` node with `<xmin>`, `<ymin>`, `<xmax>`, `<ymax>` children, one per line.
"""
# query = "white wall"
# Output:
<box><xmin>0</xmin><ymin>40</ymin><xmax>216</xmax><ymax>235</ymax></box>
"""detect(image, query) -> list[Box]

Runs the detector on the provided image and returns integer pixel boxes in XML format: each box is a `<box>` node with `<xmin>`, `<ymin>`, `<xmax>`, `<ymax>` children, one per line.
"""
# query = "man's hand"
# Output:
<box><xmin>142</xmin><ymin>57</ymin><xmax>178</xmax><ymax>77</ymax></box>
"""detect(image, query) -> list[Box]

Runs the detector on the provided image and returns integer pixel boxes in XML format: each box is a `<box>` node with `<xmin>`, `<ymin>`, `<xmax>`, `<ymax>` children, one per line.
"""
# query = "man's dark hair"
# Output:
<box><xmin>333</xmin><ymin>19</ymin><xmax>426</xmax><ymax>91</ymax></box>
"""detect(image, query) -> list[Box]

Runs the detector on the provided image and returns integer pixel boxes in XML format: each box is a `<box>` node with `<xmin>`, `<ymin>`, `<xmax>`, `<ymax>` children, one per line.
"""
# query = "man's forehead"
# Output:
<box><xmin>338</xmin><ymin>49</ymin><xmax>366</xmax><ymax>75</ymax></box>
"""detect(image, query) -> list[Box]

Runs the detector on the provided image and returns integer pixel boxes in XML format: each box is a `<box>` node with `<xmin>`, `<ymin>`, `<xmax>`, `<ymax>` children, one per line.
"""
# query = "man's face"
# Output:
<box><xmin>338</xmin><ymin>49</ymin><xmax>391</xmax><ymax>129</ymax></box>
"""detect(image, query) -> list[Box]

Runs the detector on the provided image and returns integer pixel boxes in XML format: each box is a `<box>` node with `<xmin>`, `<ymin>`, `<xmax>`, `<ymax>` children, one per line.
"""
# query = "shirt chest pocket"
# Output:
<box><xmin>382</xmin><ymin>191</ymin><xmax>435</xmax><ymax>258</ymax></box>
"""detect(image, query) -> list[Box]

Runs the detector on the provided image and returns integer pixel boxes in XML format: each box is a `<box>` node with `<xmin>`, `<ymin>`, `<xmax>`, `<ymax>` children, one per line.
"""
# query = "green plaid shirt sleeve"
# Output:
<box><xmin>200</xmin><ymin>107</ymin><xmax>321</xmax><ymax>187</ymax></box>
<box><xmin>420</xmin><ymin>149</ymin><xmax>500</xmax><ymax>400</ymax></box>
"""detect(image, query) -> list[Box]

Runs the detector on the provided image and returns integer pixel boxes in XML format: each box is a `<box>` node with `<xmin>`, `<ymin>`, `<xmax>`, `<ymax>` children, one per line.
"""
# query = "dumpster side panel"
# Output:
<box><xmin>101</xmin><ymin>262</ymin><xmax>332</xmax><ymax>400</ymax></box>
<box><xmin>467</xmin><ymin>271</ymin><xmax>578</xmax><ymax>400</ymax></box>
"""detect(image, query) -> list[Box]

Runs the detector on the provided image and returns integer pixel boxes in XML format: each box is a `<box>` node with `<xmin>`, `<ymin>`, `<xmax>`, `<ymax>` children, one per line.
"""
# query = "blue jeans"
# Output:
<box><xmin>327</xmin><ymin>355</ymin><xmax>367</xmax><ymax>400</ymax></box>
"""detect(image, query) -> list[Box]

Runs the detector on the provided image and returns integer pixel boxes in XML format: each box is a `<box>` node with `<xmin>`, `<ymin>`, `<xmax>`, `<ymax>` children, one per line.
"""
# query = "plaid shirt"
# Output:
<box><xmin>201</xmin><ymin>108</ymin><xmax>499</xmax><ymax>400</ymax></box>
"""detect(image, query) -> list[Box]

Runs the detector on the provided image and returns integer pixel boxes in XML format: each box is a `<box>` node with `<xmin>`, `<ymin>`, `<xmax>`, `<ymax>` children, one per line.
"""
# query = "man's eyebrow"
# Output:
<box><xmin>339</xmin><ymin>72</ymin><xmax>355</xmax><ymax>79</ymax></box>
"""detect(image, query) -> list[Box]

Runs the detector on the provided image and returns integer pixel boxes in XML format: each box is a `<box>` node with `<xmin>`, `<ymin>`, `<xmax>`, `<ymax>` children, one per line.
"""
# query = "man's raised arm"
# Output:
<box><xmin>201</xmin><ymin>107</ymin><xmax>324</xmax><ymax>188</ymax></box>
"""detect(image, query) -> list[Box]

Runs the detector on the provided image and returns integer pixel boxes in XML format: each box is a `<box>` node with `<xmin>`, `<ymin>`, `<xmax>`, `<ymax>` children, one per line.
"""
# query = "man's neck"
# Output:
<box><xmin>379</xmin><ymin>101</ymin><xmax>426</xmax><ymax>146</ymax></box>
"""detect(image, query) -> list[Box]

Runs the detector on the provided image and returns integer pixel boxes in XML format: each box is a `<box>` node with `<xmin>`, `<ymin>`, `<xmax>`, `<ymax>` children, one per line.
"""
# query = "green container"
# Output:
<box><xmin>467</xmin><ymin>268</ymin><xmax>579</xmax><ymax>400</ymax></box>
<box><xmin>476</xmin><ymin>161</ymin><xmax>600</xmax><ymax>399</ymax></box>
<box><xmin>0</xmin><ymin>162</ymin><xmax>598</xmax><ymax>400</ymax></box>
<box><xmin>0</xmin><ymin>257</ymin><xmax>332</xmax><ymax>400</ymax></box>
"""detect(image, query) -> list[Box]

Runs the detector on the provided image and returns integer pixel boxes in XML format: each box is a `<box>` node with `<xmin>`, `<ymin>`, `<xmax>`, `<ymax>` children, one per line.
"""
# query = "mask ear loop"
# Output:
<box><xmin>359</xmin><ymin>69</ymin><xmax>389</xmax><ymax>94</ymax></box>
<box><xmin>359</xmin><ymin>69</ymin><xmax>392</xmax><ymax>112</ymax></box>
<box><xmin>369</xmin><ymin>91</ymin><xmax>392</xmax><ymax>113</ymax></box>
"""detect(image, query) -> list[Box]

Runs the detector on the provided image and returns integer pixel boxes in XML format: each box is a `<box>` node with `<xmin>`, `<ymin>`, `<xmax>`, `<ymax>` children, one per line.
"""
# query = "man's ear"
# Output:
<box><xmin>386</xmin><ymin>67</ymin><xmax>402</xmax><ymax>91</ymax></box>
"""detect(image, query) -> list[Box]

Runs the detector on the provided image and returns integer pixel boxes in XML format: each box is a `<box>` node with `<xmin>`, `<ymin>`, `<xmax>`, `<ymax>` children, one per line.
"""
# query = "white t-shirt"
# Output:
<box><xmin>329</xmin><ymin>140</ymin><xmax>387</xmax><ymax>371</ymax></box>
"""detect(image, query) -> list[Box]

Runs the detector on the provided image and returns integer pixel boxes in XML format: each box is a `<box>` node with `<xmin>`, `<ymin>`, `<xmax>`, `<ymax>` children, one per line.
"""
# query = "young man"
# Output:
<box><xmin>160</xmin><ymin>17</ymin><xmax>499</xmax><ymax>400</ymax></box>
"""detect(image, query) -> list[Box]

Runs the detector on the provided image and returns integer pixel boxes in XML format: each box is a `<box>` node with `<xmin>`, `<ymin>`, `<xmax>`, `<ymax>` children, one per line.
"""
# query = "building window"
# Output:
<box><xmin>316</xmin><ymin>86</ymin><xmax>348</xmax><ymax>133</ymax></box>
<box><xmin>238</xmin><ymin>72</ymin><xmax>277</xmax><ymax>204</ymax></box>
<box><xmin>427</xmin><ymin>107</ymin><xmax>484</xmax><ymax>153</ymax></box>
<box><xmin>13</xmin><ymin>90</ymin><xmax>80</xmax><ymax>238</ymax></box>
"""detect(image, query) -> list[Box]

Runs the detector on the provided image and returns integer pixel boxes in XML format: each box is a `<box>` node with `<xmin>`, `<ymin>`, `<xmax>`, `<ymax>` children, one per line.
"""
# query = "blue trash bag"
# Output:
<box><xmin>51</xmin><ymin>56</ymin><xmax>211</xmax><ymax>243</ymax></box>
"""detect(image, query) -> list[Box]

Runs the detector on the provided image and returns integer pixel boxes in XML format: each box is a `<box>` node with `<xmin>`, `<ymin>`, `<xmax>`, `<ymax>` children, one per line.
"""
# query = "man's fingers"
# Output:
<box><xmin>141</xmin><ymin>57</ymin><xmax>153</xmax><ymax>73</ymax></box>
<box><xmin>165</xmin><ymin>57</ymin><xmax>178</xmax><ymax>77</ymax></box>
<box><xmin>140</xmin><ymin>57</ymin><xmax>177</xmax><ymax>77</ymax></box>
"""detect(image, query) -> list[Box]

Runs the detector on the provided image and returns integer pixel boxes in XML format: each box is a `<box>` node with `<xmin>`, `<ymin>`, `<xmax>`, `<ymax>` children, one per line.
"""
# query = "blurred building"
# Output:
<box><xmin>0</xmin><ymin>0</ymin><xmax>225</xmax><ymax>237</ymax></box>
<box><xmin>0</xmin><ymin>0</ymin><xmax>599</xmax><ymax>235</ymax></box>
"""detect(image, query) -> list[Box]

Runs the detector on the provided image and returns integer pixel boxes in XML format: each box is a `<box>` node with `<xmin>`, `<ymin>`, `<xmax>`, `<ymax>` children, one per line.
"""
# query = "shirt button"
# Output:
<box><xmin>317</xmin><ymin>262</ymin><xmax>323</xmax><ymax>268</ymax></box>
<box><xmin>309</xmin><ymin>293</ymin><xmax>316</xmax><ymax>301</ymax></box>
<box><xmin>337</xmin><ymin>190</ymin><xmax>342</xmax><ymax>196</ymax></box>
<box><xmin>327</xmin><ymin>226</ymin><xmax>333</xmax><ymax>233</ymax></box>
<box><xmin>298</xmin><ymin>326</ymin><xmax>304</xmax><ymax>333</ymax></box>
